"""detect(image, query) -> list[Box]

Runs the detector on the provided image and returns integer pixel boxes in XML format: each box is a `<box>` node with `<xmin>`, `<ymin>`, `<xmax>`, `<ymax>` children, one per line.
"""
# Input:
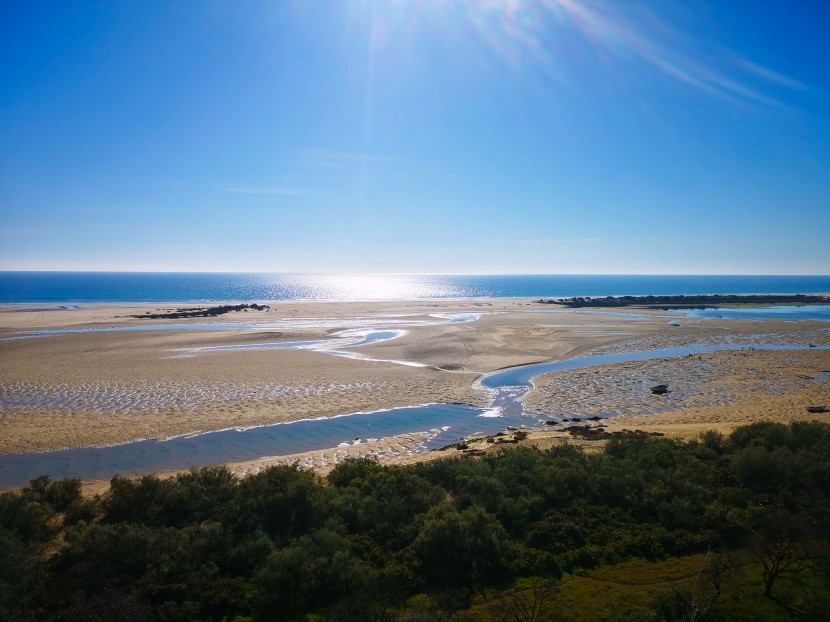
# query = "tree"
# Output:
<box><xmin>746</xmin><ymin>506</ymin><xmax>829</xmax><ymax>600</ymax></box>
<box><xmin>412</xmin><ymin>504</ymin><xmax>509</xmax><ymax>588</ymax></box>
<box><xmin>701</xmin><ymin>550</ymin><xmax>739</xmax><ymax>601</ymax></box>
<box><xmin>752</xmin><ymin>530</ymin><xmax>816</xmax><ymax>599</ymax></box>
<box><xmin>491</xmin><ymin>576</ymin><xmax>561</xmax><ymax>622</ymax></box>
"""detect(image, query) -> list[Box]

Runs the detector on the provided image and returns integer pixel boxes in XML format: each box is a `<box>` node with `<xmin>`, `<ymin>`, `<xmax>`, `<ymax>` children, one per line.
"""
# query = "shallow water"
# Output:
<box><xmin>2</xmin><ymin>342</ymin><xmax>827</xmax><ymax>488</ymax></box>
<box><xmin>10</xmin><ymin>312</ymin><xmax>483</xmax><ymax>339</ymax></box>
<box><xmin>671</xmin><ymin>305</ymin><xmax>830</xmax><ymax>322</ymax></box>
<box><xmin>194</xmin><ymin>330</ymin><xmax>402</xmax><ymax>352</ymax></box>
<box><xmin>4</xmin><ymin>314</ymin><xmax>477</xmax><ymax>367</ymax></box>
<box><xmin>0</xmin><ymin>404</ymin><xmax>487</xmax><ymax>488</ymax></box>
<box><xmin>479</xmin><ymin>344</ymin><xmax>830</xmax><ymax>389</ymax></box>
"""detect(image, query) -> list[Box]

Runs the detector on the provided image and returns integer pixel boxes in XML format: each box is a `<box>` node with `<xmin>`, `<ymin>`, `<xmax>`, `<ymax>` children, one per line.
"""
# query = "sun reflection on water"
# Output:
<box><xmin>264</xmin><ymin>274</ymin><xmax>464</xmax><ymax>301</ymax></box>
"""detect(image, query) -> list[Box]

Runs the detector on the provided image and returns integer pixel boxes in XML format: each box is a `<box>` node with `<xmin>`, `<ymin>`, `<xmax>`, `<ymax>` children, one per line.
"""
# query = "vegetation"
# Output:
<box><xmin>535</xmin><ymin>294</ymin><xmax>830</xmax><ymax>308</ymax></box>
<box><xmin>1</xmin><ymin>422</ymin><xmax>829</xmax><ymax>621</ymax></box>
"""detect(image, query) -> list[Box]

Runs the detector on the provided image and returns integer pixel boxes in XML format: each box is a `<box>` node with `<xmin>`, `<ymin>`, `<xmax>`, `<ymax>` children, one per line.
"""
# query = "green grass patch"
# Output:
<box><xmin>552</xmin><ymin>552</ymin><xmax>830</xmax><ymax>621</ymax></box>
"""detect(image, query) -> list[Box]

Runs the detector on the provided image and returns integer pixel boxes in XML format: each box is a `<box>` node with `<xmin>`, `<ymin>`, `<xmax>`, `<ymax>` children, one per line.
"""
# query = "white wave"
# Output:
<box><xmin>477</xmin><ymin>408</ymin><xmax>503</xmax><ymax>418</ymax></box>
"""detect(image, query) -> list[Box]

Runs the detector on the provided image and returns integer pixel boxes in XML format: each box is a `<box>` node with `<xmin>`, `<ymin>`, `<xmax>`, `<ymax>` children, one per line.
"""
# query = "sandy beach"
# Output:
<box><xmin>1</xmin><ymin>299</ymin><xmax>828</xmax><ymax>489</ymax></box>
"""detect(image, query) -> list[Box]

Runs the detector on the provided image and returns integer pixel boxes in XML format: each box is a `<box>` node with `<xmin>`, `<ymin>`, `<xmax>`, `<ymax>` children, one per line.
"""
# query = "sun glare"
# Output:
<box><xmin>312</xmin><ymin>273</ymin><xmax>454</xmax><ymax>300</ymax></box>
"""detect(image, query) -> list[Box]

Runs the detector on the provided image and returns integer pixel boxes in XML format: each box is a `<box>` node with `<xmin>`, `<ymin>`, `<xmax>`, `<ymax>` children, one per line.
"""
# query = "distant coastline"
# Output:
<box><xmin>537</xmin><ymin>293</ymin><xmax>830</xmax><ymax>308</ymax></box>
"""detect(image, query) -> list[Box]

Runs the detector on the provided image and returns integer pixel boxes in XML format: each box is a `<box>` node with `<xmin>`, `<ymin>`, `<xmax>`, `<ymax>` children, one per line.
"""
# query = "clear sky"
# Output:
<box><xmin>1</xmin><ymin>0</ymin><xmax>829</xmax><ymax>274</ymax></box>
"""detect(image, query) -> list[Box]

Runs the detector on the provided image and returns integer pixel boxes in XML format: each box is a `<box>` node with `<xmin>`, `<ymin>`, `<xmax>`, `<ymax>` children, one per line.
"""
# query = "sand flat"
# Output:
<box><xmin>2</xmin><ymin>299</ymin><xmax>654</xmax><ymax>453</ymax></box>
<box><xmin>1</xmin><ymin>300</ymin><xmax>827</xmax><ymax>461</ymax></box>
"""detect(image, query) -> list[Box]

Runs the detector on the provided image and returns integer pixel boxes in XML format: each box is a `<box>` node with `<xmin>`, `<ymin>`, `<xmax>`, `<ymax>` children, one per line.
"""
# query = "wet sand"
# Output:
<box><xmin>525</xmin><ymin>347</ymin><xmax>830</xmax><ymax>438</ymax></box>
<box><xmin>523</xmin><ymin>348</ymin><xmax>830</xmax><ymax>420</ymax></box>
<box><xmin>1</xmin><ymin>300</ymin><xmax>828</xmax><ymax>493</ymax></box>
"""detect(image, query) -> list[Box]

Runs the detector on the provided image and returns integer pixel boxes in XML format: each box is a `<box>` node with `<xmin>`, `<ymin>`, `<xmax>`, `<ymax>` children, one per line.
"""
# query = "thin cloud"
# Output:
<box><xmin>161</xmin><ymin>180</ymin><xmax>306</xmax><ymax>197</ymax></box>
<box><xmin>551</xmin><ymin>0</ymin><xmax>786</xmax><ymax>107</ymax></box>
<box><xmin>502</xmin><ymin>236</ymin><xmax>604</xmax><ymax>246</ymax></box>
<box><xmin>223</xmin><ymin>186</ymin><xmax>305</xmax><ymax>197</ymax></box>
<box><xmin>733</xmin><ymin>59</ymin><xmax>806</xmax><ymax>90</ymax></box>
<box><xmin>448</xmin><ymin>0</ymin><xmax>803</xmax><ymax>108</ymax></box>
<box><xmin>303</xmin><ymin>148</ymin><xmax>396</xmax><ymax>171</ymax></box>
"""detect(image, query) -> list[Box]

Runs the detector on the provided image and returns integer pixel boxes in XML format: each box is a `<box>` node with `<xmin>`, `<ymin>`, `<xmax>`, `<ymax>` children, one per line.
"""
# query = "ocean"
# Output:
<box><xmin>1</xmin><ymin>272</ymin><xmax>829</xmax><ymax>304</ymax></box>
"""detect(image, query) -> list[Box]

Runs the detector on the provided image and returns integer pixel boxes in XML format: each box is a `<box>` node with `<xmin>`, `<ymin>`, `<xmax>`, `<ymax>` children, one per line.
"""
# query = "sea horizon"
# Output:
<box><xmin>1</xmin><ymin>271</ymin><xmax>829</xmax><ymax>304</ymax></box>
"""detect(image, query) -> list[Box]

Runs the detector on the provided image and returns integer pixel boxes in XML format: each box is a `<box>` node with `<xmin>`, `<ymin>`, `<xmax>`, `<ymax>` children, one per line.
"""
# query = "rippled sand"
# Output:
<box><xmin>523</xmin><ymin>348</ymin><xmax>830</xmax><ymax>420</ymax></box>
<box><xmin>1</xmin><ymin>378</ymin><xmax>391</xmax><ymax>413</ymax></box>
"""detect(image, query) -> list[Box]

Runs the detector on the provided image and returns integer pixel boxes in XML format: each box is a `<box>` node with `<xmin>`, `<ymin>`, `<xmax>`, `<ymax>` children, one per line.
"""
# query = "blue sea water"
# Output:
<box><xmin>1</xmin><ymin>272</ymin><xmax>829</xmax><ymax>303</ymax></box>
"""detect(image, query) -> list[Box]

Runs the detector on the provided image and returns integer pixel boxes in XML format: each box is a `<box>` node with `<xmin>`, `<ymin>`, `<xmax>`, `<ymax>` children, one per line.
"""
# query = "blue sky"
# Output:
<box><xmin>2</xmin><ymin>0</ymin><xmax>829</xmax><ymax>274</ymax></box>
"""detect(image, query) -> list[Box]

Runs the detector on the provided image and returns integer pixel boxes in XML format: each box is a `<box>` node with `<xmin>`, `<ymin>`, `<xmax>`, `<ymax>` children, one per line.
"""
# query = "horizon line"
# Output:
<box><xmin>1</xmin><ymin>270</ymin><xmax>830</xmax><ymax>277</ymax></box>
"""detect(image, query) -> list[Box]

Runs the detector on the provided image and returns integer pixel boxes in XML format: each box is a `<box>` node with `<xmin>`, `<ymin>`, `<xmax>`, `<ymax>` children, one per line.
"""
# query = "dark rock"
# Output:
<box><xmin>130</xmin><ymin>303</ymin><xmax>270</xmax><ymax>320</ymax></box>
